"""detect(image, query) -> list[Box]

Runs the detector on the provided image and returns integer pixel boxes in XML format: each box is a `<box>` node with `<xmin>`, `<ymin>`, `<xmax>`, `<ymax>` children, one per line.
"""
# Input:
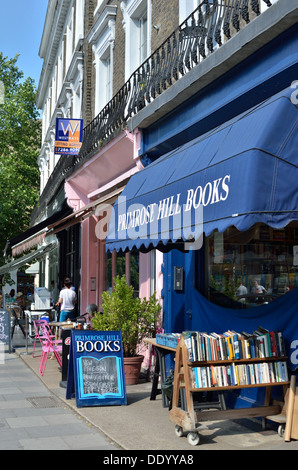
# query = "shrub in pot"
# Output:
<box><xmin>92</xmin><ymin>275</ymin><xmax>161</xmax><ymax>384</ymax></box>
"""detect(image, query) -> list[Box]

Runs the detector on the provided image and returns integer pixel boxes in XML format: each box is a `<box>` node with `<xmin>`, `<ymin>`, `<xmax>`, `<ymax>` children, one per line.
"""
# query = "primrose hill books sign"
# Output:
<box><xmin>66</xmin><ymin>330</ymin><xmax>127</xmax><ymax>407</ymax></box>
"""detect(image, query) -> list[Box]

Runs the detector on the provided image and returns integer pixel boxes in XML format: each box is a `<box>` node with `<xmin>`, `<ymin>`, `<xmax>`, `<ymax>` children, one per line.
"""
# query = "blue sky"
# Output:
<box><xmin>0</xmin><ymin>0</ymin><xmax>48</xmax><ymax>86</ymax></box>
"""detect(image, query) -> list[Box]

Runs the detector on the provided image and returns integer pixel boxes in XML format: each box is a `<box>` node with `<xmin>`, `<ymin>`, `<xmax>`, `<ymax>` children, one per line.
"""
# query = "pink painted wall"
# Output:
<box><xmin>65</xmin><ymin>130</ymin><xmax>139</xmax><ymax>315</ymax></box>
<box><xmin>138</xmin><ymin>251</ymin><xmax>164</xmax><ymax>371</ymax></box>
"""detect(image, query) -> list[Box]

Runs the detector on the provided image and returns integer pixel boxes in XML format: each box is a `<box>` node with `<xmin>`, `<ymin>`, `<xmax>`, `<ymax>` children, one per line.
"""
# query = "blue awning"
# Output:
<box><xmin>106</xmin><ymin>87</ymin><xmax>298</xmax><ymax>253</ymax></box>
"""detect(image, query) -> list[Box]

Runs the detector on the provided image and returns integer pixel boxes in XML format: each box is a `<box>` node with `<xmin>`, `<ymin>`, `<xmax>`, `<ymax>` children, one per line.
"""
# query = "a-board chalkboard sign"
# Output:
<box><xmin>66</xmin><ymin>330</ymin><xmax>127</xmax><ymax>407</ymax></box>
<box><xmin>0</xmin><ymin>310</ymin><xmax>12</xmax><ymax>353</ymax></box>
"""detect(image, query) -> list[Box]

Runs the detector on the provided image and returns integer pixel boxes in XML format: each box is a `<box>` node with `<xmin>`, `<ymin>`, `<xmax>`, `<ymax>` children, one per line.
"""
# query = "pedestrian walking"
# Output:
<box><xmin>56</xmin><ymin>278</ymin><xmax>77</xmax><ymax>322</ymax></box>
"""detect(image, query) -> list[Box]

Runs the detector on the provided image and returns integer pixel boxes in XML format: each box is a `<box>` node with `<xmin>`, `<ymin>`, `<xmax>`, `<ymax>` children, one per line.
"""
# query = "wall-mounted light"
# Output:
<box><xmin>153</xmin><ymin>24</ymin><xmax>160</xmax><ymax>32</ymax></box>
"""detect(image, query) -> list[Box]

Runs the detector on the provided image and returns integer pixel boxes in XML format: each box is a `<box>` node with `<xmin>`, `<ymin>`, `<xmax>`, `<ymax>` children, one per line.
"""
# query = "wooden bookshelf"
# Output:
<box><xmin>189</xmin><ymin>356</ymin><xmax>288</xmax><ymax>365</ymax></box>
<box><xmin>169</xmin><ymin>336</ymin><xmax>290</xmax><ymax>446</ymax></box>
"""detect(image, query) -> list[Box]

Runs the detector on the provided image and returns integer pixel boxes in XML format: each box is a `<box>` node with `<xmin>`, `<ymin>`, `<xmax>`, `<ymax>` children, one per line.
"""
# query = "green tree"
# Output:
<box><xmin>0</xmin><ymin>53</ymin><xmax>41</xmax><ymax>259</ymax></box>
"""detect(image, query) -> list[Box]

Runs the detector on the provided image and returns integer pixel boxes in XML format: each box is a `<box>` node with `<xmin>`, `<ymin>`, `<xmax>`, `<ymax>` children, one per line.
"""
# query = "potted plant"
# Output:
<box><xmin>92</xmin><ymin>275</ymin><xmax>161</xmax><ymax>384</ymax></box>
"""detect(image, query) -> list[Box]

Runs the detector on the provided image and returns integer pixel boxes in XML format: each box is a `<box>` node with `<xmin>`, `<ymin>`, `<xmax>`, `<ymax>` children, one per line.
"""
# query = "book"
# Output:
<box><xmin>183</xmin><ymin>328</ymin><xmax>287</xmax><ymax>364</ymax></box>
<box><xmin>210</xmin><ymin>365</ymin><xmax>218</xmax><ymax>386</ymax></box>
<box><xmin>269</xmin><ymin>331</ymin><xmax>277</xmax><ymax>357</ymax></box>
<box><xmin>191</xmin><ymin>332</ymin><xmax>198</xmax><ymax>362</ymax></box>
<box><xmin>183</xmin><ymin>332</ymin><xmax>194</xmax><ymax>361</ymax></box>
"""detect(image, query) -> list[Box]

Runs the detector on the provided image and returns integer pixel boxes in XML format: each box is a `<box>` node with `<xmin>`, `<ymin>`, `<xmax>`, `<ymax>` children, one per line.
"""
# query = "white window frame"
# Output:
<box><xmin>122</xmin><ymin>0</ymin><xmax>151</xmax><ymax>80</ymax></box>
<box><xmin>93</xmin><ymin>26</ymin><xmax>114</xmax><ymax>115</ymax></box>
<box><xmin>74</xmin><ymin>0</ymin><xmax>85</xmax><ymax>48</ymax></box>
<box><xmin>88</xmin><ymin>6</ymin><xmax>116</xmax><ymax>115</ymax></box>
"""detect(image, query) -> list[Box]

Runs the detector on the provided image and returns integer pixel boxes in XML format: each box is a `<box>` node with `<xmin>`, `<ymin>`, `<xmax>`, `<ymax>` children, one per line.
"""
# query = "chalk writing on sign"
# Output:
<box><xmin>80</xmin><ymin>356</ymin><xmax>119</xmax><ymax>396</ymax></box>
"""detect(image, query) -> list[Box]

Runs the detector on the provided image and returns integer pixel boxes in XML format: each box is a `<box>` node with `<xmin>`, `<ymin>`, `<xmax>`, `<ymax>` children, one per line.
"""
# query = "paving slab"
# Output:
<box><xmin>0</xmin><ymin>352</ymin><xmax>116</xmax><ymax>450</ymax></box>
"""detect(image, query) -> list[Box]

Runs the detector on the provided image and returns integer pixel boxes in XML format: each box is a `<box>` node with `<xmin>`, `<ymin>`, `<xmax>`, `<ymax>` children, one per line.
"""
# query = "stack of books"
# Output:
<box><xmin>183</xmin><ymin>326</ymin><xmax>286</xmax><ymax>362</ymax></box>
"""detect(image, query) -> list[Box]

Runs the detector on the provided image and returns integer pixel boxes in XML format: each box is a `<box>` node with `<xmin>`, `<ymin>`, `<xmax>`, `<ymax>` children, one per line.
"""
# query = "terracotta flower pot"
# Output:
<box><xmin>123</xmin><ymin>355</ymin><xmax>144</xmax><ymax>385</ymax></box>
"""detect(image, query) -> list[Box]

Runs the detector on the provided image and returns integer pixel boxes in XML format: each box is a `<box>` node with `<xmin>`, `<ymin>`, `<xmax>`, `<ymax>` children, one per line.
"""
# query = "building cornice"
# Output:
<box><xmin>36</xmin><ymin>0</ymin><xmax>73</xmax><ymax>109</ymax></box>
<box><xmin>87</xmin><ymin>4</ymin><xmax>117</xmax><ymax>45</ymax></box>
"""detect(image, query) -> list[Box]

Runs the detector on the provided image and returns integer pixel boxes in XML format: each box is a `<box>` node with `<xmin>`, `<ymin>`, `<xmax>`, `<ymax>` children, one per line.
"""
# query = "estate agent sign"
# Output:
<box><xmin>66</xmin><ymin>330</ymin><xmax>127</xmax><ymax>407</ymax></box>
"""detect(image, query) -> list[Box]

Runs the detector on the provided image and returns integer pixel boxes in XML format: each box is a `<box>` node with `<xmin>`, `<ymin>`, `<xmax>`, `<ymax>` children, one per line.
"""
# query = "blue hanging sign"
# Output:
<box><xmin>66</xmin><ymin>330</ymin><xmax>127</xmax><ymax>407</ymax></box>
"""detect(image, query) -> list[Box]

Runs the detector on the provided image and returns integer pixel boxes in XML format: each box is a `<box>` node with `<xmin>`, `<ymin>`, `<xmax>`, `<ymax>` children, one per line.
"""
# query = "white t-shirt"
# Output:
<box><xmin>59</xmin><ymin>288</ymin><xmax>77</xmax><ymax>311</ymax></box>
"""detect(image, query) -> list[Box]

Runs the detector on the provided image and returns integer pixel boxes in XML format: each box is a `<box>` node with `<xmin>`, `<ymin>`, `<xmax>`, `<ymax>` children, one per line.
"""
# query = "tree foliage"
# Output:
<box><xmin>0</xmin><ymin>53</ymin><xmax>41</xmax><ymax>257</ymax></box>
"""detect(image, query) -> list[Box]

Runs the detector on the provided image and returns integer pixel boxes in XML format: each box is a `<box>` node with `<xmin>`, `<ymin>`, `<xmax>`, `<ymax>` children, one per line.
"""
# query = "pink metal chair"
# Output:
<box><xmin>39</xmin><ymin>326</ymin><xmax>62</xmax><ymax>376</ymax></box>
<box><xmin>32</xmin><ymin>319</ymin><xmax>55</xmax><ymax>357</ymax></box>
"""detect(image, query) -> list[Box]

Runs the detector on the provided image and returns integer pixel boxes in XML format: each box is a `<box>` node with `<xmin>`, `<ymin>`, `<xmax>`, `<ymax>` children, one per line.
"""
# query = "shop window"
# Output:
<box><xmin>202</xmin><ymin>223</ymin><xmax>298</xmax><ymax>309</ymax></box>
<box><xmin>150</xmin><ymin>249</ymin><xmax>156</xmax><ymax>295</ymax></box>
<box><xmin>95</xmin><ymin>48</ymin><xmax>113</xmax><ymax>115</ymax></box>
<box><xmin>130</xmin><ymin>249</ymin><xmax>140</xmax><ymax>295</ymax></box>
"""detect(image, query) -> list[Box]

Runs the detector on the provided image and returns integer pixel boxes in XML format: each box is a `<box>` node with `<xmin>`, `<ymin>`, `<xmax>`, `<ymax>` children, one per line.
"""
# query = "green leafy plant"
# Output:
<box><xmin>92</xmin><ymin>275</ymin><xmax>161</xmax><ymax>357</ymax></box>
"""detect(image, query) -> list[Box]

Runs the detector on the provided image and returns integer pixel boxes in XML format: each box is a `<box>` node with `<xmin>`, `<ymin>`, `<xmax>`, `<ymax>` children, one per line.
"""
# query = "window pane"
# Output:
<box><xmin>205</xmin><ymin>223</ymin><xmax>298</xmax><ymax>309</ymax></box>
<box><xmin>130</xmin><ymin>248</ymin><xmax>139</xmax><ymax>296</ymax></box>
<box><xmin>105</xmin><ymin>56</ymin><xmax>112</xmax><ymax>102</ymax></box>
<box><xmin>106</xmin><ymin>249</ymin><xmax>139</xmax><ymax>295</ymax></box>
<box><xmin>139</xmin><ymin>12</ymin><xmax>148</xmax><ymax>63</ymax></box>
<box><xmin>116</xmin><ymin>252</ymin><xmax>126</xmax><ymax>280</ymax></box>
<box><xmin>107</xmin><ymin>251</ymin><xmax>112</xmax><ymax>291</ymax></box>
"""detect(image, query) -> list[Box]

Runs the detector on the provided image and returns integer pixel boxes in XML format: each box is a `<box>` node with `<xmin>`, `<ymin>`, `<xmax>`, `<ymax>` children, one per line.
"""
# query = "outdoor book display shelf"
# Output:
<box><xmin>169</xmin><ymin>330</ymin><xmax>290</xmax><ymax>446</ymax></box>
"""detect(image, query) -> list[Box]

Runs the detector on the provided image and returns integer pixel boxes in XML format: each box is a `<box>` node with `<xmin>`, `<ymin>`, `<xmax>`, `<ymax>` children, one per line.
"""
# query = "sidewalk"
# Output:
<box><xmin>0</xmin><ymin>353</ymin><xmax>116</xmax><ymax>450</ymax></box>
<box><xmin>7</xmin><ymin>330</ymin><xmax>298</xmax><ymax>451</ymax></box>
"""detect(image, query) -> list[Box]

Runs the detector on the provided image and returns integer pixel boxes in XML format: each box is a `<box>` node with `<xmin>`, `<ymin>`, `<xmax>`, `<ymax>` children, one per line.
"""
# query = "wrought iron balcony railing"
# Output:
<box><xmin>77</xmin><ymin>0</ymin><xmax>272</xmax><ymax>163</ymax></box>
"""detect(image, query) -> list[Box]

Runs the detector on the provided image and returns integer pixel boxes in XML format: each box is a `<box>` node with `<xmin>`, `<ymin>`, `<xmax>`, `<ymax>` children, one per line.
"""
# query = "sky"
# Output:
<box><xmin>0</xmin><ymin>0</ymin><xmax>48</xmax><ymax>87</ymax></box>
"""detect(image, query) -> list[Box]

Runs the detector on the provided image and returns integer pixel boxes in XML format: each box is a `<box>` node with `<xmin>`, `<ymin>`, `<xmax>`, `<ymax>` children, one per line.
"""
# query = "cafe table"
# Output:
<box><xmin>48</xmin><ymin>321</ymin><xmax>75</xmax><ymax>339</ymax></box>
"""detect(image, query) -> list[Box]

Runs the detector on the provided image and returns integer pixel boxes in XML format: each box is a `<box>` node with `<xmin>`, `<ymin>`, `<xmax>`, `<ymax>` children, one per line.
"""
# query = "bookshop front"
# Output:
<box><xmin>106</xmin><ymin>88</ymin><xmax>298</xmax><ymax>407</ymax></box>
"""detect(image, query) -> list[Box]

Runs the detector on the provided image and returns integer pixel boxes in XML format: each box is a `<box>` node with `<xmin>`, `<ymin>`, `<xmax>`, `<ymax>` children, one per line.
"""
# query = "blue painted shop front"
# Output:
<box><xmin>107</xmin><ymin>86</ymin><xmax>298</xmax><ymax>407</ymax></box>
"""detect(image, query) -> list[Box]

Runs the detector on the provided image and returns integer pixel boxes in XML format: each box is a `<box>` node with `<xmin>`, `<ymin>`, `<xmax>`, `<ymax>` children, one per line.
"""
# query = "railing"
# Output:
<box><xmin>77</xmin><ymin>0</ymin><xmax>272</xmax><ymax>162</ymax></box>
